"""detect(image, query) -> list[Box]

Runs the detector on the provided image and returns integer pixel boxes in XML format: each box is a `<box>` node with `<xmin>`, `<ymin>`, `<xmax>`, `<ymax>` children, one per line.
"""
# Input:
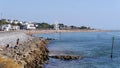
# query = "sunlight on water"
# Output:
<box><xmin>34</xmin><ymin>31</ymin><xmax>120</xmax><ymax>68</ymax></box>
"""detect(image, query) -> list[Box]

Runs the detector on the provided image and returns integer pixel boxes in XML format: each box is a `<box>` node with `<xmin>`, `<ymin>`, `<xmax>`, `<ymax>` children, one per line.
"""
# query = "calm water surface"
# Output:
<box><xmin>34</xmin><ymin>32</ymin><xmax>120</xmax><ymax>68</ymax></box>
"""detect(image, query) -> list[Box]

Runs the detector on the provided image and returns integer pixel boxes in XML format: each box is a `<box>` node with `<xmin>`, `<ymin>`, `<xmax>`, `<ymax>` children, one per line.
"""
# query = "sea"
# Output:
<box><xmin>34</xmin><ymin>31</ymin><xmax>120</xmax><ymax>68</ymax></box>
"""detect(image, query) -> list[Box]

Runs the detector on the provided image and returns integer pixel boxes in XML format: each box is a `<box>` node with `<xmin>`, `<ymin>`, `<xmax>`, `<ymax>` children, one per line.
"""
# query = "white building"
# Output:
<box><xmin>0</xmin><ymin>24</ymin><xmax>11</xmax><ymax>31</ymax></box>
<box><xmin>11</xmin><ymin>25</ymin><xmax>20</xmax><ymax>30</ymax></box>
<box><xmin>23</xmin><ymin>23</ymin><xmax>36</xmax><ymax>30</ymax></box>
<box><xmin>0</xmin><ymin>24</ymin><xmax>20</xmax><ymax>31</ymax></box>
<box><xmin>54</xmin><ymin>21</ymin><xmax>59</xmax><ymax>30</ymax></box>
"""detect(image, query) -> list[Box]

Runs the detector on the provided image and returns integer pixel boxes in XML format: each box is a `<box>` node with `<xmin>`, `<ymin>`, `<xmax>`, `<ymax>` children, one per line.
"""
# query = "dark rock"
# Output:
<box><xmin>46</xmin><ymin>38</ymin><xmax>56</xmax><ymax>40</ymax></box>
<box><xmin>49</xmin><ymin>55</ymin><xmax>82</xmax><ymax>60</ymax></box>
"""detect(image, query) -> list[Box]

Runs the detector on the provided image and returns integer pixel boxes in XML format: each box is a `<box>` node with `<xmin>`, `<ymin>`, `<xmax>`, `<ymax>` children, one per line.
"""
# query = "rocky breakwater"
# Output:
<box><xmin>0</xmin><ymin>31</ymin><xmax>49</xmax><ymax>68</ymax></box>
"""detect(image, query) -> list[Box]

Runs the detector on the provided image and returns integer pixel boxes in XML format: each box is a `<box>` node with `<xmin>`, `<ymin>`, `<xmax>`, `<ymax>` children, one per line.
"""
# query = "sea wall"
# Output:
<box><xmin>0</xmin><ymin>32</ymin><xmax>49</xmax><ymax>68</ymax></box>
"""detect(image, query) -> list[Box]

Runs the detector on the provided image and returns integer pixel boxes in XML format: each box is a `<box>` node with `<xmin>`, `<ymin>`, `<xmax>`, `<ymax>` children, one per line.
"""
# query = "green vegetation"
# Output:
<box><xmin>0</xmin><ymin>19</ymin><xmax>22</xmax><ymax>26</ymax></box>
<box><xmin>36</xmin><ymin>22</ymin><xmax>92</xmax><ymax>30</ymax></box>
<box><xmin>36</xmin><ymin>22</ymin><xmax>54</xmax><ymax>29</ymax></box>
<box><xmin>79</xmin><ymin>26</ymin><xmax>91</xmax><ymax>29</ymax></box>
<box><xmin>0</xmin><ymin>19</ymin><xmax>9</xmax><ymax>25</ymax></box>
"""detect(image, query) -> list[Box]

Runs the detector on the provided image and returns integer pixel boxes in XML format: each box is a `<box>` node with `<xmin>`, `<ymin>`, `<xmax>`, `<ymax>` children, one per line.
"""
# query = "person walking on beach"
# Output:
<box><xmin>6</xmin><ymin>44</ymin><xmax>9</xmax><ymax>48</ymax></box>
<box><xmin>16</xmin><ymin>38</ymin><xmax>19</xmax><ymax>45</ymax></box>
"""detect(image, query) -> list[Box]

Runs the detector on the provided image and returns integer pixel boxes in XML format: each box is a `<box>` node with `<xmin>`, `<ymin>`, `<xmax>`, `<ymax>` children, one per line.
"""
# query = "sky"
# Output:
<box><xmin>0</xmin><ymin>0</ymin><xmax>120</xmax><ymax>30</ymax></box>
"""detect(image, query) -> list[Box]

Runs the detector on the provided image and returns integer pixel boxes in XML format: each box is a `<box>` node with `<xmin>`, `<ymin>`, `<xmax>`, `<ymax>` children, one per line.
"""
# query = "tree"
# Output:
<box><xmin>0</xmin><ymin>19</ymin><xmax>9</xmax><ymax>25</ymax></box>
<box><xmin>49</xmin><ymin>24</ymin><xmax>54</xmax><ymax>29</ymax></box>
<box><xmin>37</xmin><ymin>22</ymin><xmax>51</xmax><ymax>29</ymax></box>
<box><xmin>70</xmin><ymin>25</ymin><xmax>77</xmax><ymax>29</ymax></box>
<box><xmin>80</xmin><ymin>26</ymin><xmax>88</xmax><ymax>29</ymax></box>
<box><xmin>59</xmin><ymin>23</ymin><xmax>65</xmax><ymax>30</ymax></box>
<box><xmin>16</xmin><ymin>23</ymin><xmax>22</xmax><ymax>26</ymax></box>
<box><xmin>11</xmin><ymin>22</ymin><xmax>16</xmax><ymax>25</ymax></box>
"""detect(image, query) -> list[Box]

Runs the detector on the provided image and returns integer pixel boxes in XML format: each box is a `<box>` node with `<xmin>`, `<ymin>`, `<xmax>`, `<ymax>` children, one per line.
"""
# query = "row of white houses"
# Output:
<box><xmin>0</xmin><ymin>19</ymin><xmax>37</xmax><ymax>31</ymax></box>
<box><xmin>0</xmin><ymin>24</ymin><xmax>21</xmax><ymax>31</ymax></box>
<box><xmin>22</xmin><ymin>23</ymin><xmax>37</xmax><ymax>30</ymax></box>
<box><xmin>0</xmin><ymin>19</ymin><xmax>60</xmax><ymax>31</ymax></box>
<box><xmin>0</xmin><ymin>23</ymin><xmax>37</xmax><ymax>31</ymax></box>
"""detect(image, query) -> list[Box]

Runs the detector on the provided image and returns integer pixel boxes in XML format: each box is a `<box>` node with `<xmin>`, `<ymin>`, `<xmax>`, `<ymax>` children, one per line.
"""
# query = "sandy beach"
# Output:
<box><xmin>21</xmin><ymin>29</ymin><xmax>110</xmax><ymax>35</ymax></box>
<box><xmin>0</xmin><ymin>31</ymin><xmax>32</xmax><ymax>47</ymax></box>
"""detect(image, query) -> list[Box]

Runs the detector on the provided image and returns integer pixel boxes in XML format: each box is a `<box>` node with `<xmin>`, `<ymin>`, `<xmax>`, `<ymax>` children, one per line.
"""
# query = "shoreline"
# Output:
<box><xmin>0</xmin><ymin>29</ymin><xmax>118</xmax><ymax>68</ymax></box>
<box><xmin>21</xmin><ymin>29</ymin><xmax>113</xmax><ymax>35</ymax></box>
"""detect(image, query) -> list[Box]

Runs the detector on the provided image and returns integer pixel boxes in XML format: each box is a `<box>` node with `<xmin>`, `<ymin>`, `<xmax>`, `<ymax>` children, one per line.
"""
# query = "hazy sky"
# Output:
<box><xmin>0</xmin><ymin>0</ymin><xmax>120</xmax><ymax>30</ymax></box>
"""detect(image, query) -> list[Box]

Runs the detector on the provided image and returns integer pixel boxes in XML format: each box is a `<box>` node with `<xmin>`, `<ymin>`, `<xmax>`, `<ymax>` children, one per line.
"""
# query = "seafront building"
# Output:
<box><xmin>0</xmin><ymin>24</ymin><xmax>11</xmax><ymax>31</ymax></box>
<box><xmin>22</xmin><ymin>23</ymin><xmax>36</xmax><ymax>30</ymax></box>
<box><xmin>0</xmin><ymin>24</ymin><xmax>20</xmax><ymax>31</ymax></box>
<box><xmin>0</xmin><ymin>19</ymin><xmax>37</xmax><ymax>31</ymax></box>
<box><xmin>54</xmin><ymin>21</ymin><xmax>59</xmax><ymax>30</ymax></box>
